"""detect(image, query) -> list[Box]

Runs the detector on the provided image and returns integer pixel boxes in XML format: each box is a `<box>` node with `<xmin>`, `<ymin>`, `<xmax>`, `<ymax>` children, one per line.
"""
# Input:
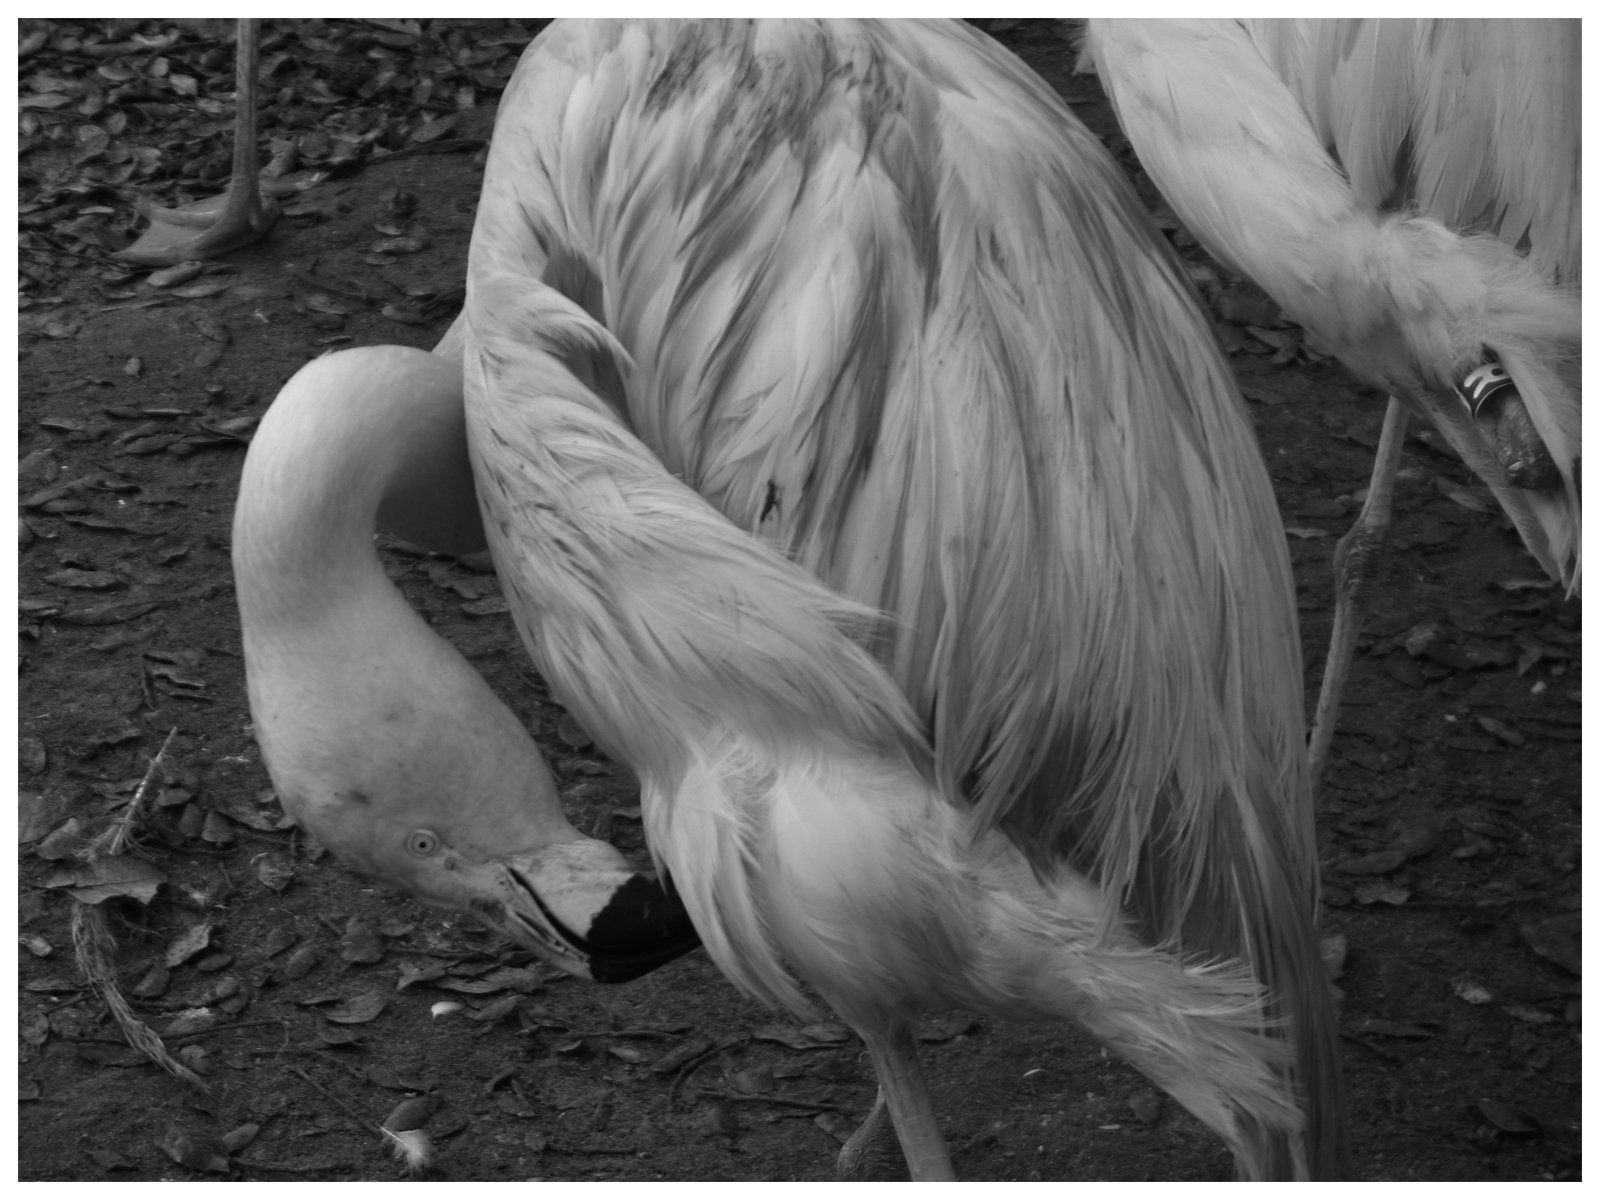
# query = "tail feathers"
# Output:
<box><xmin>939</xmin><ymin>812</ymin><xmax>1346</xmax><ymax>1180</ymax></box>
<box><xmin>1066</xmin><ymin>947</ymin><xmax>1302</xmax><ymax>1152</ymax></box>
<box><xmin>1238</xmin><ymin>837</ymin><xmax>1352</xmax><ymax>1181</ymax></box>
<box><xmin>943</xmin><ymin>858</ymin><xmax>1321</xmax><ymax>1179</ymax></box>
<box><xmin>1022</xmin><ymin>925</ymin><xmax>1307</xmax><ymax>1175</ymax></box>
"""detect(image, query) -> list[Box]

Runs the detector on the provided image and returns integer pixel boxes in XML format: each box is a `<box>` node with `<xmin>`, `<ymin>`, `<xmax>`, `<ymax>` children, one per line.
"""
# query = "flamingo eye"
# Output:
<box><xmin>407</xmin><ymin>829</ymin><xmax>440</xmax><ymax>857</ymax></box>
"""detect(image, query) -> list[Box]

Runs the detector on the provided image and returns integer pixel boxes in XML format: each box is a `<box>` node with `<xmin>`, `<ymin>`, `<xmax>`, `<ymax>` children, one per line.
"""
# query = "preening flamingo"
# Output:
<box><xmin>235</xmin><ymin>20</ymin><xmax>1347</xmax><ymax>1179</ymax></box>
<box><xmin>1082</xmin><ymin>19</ymin><xmax>1581</xmax><ymax>788</ymax></box>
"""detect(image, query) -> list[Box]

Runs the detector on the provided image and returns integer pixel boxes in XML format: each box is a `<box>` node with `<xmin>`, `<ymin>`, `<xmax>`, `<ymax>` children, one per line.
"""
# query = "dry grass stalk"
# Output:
<box><xmin>71</xmin><ymin>902</ymin><xmax>205</xmax><ymax>1088</ymax></box>
<box><xmin>90</xmin><ymin>725</ymin><xmax>179</xmax><ymax>859</ymax></box>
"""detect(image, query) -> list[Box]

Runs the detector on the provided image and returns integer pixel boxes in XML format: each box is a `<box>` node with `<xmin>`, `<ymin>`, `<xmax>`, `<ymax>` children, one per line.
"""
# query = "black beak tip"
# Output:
<box><xmin>584</xmin><ymin>872</ymin><xmax>701</xmax><ymax>984</ymax></box>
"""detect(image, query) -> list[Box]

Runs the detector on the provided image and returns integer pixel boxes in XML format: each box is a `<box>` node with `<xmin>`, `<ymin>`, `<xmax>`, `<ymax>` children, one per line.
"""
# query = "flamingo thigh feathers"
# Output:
<box><xmin>460</xmin><ymin>19</ymin><xmax>1344</xmax><ymax>1178</ymax></box>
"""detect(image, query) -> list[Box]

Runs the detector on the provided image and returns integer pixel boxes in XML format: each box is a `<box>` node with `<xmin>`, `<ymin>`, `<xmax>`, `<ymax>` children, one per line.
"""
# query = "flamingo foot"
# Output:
<box><xmin>116</xmin><ymin>18</ymin><xmax>275</xmax><ymax>269</ymax></box>
<box><xmin>836</xmin><ymin>1089</ymin><xmax>908</xmax><ymax>1180</ymax></box>
<box><xmin>114</xmin><ymin>186</ymin><xmax>279</xmax><ymax>268</ymax></box>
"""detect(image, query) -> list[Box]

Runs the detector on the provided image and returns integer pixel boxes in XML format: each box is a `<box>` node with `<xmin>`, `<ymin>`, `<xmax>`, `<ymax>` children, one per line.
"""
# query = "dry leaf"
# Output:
<box><xmin>42</xmin><ymin>856</ymin><xmax>165</xmax><ymax>905</ymax></box>
<box><xmin>321</xmin><ymin>989</ymin><xmax>388</xmax><ymax>1024</ymax></box>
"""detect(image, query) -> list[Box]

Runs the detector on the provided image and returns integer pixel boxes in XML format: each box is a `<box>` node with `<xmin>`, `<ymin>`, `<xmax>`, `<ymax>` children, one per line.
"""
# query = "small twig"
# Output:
<box><xmin>235</xmin><ymin>1156</ymin><xmax>350</xmax><ymax>1175</ymax></box>
<box><xmin>39</xmin><ymin>993</ymin><xmax>91</xmax><ymax>1016</ymax></box>
<box><xmin>92</xmin><ymin>726</ymin><xmax>178</xmax><ymax>858</ymax></box>
<box><xmin>168</xmin><ymin>1017</ymin><xmax>287</xmax><ymax>1045</ymax></box>
<box><xmin>667</xmin><ymin>1046</ymin><xmax>722</xmax><ymax>1111</ymax></box>
<box><xmin>707</xmin><ymin>1089</ymin><xmax>859</xmax><ymax>1115</ymax></box>
<box><xmin>290</xmin><ymin>1064</ymin><xmax>371</xmax><ymax>1125</ymax></box>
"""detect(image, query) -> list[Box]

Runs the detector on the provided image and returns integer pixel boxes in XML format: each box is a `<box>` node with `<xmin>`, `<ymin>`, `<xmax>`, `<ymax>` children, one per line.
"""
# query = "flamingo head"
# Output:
<box><xmin>251</xmin><ymin>668</ymin><xmax>703</xmax><ymax>983</ymax></box>
<box><xmin>279</xmin><ymin>773</ymin><xmax>700</xmax><ymax>983</ymax></box>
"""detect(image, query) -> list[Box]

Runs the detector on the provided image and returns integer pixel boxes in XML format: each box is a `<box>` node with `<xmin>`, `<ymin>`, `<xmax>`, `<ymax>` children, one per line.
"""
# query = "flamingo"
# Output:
<box><xmin>116</xmin><ymin>18</ymin><xmax>279</xmax><ymax>267</ymax></box>
<box><xmin>235</xmin><ymin>20</ymin><xmax>1347</xmax><ymax>1179</ymax></box>
<box><xmin>1081</xmin><ymin>19</ymin><xmax>1580</xmax><ymax>788</ymax></box>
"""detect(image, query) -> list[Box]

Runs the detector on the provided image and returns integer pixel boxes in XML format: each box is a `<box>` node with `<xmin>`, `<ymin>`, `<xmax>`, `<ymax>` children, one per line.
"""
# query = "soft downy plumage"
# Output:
<box><xmin>457</xmin><ymin>20</ymin><xmax>1345</xmax><ymax>1178</ymax></box>
<box><xmin>1082</xmin><ymin>20</ymin><xmax>1580</xmax><ymax>784</ymax></box>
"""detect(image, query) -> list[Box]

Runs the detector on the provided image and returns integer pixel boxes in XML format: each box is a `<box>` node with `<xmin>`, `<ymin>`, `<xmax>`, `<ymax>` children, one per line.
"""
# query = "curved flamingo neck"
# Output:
<box><xmin>233</xmin><ymin>346</ymin><xmax>482</xmax><ymax>624</ymax></box>
<box><xmin>231</xmin><ymin>345</ymin><xmax>574</xmax><ymax>855</ymax></box>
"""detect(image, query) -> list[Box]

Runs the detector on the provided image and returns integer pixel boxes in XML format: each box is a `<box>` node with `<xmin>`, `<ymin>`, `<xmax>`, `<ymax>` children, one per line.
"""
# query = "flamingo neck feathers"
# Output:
<box><xmin>235</xmin><ymin>347</ymin><xmax>484</xmax><ymax>618</ymax></box>
<box><xmin>232</xmin><ymin>346</ymin><xmax>574</xmax><ymax>862</ymax></box>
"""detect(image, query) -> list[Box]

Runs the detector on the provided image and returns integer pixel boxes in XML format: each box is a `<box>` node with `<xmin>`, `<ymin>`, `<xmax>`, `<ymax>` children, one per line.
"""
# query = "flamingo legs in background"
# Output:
<box><xmin>1309</xmin><ymin>399</ymin><xmax>1410</xmax><ymax>787</ymax></box>
<box><xmin>1084</xmin><ymin>19</ymin><xmax>1580</xmax><ymax>791</ymax></box>
<box><xmin>116</xmin><ymin>18</ymin><xmax>279</xmax><ymax>267</ymax></box>
<box><xmin>237</xmin><ymin>20</ymin><xmax>1347</xmax><ymax>1178</ymax></box>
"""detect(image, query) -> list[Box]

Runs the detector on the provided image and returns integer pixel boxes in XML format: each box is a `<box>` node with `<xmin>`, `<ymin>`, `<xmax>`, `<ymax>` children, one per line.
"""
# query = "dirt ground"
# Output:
<box><xmin>17</xmin><ymin>20</ymin><xmax>1581</xmax><ymax>1182</ymax></box>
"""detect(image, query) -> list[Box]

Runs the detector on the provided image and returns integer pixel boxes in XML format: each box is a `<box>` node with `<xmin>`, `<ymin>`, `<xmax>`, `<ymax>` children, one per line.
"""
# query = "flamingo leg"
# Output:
<box><xmin>836</xmin><ymin>1087</ymin><xmax>907</xmax><ymax>1180</ymax></box>
<box><xmin>1307</xmin><ymin>396</ymin><xmax>1410</xmax><ymax>790</ymax></box>
<box><xmin>848</xmin><ymin>1020</ymin><xmax>952</xmax><ymax>1181</ymax></box>
<box><xmin>116</xmin><ymin>19</ymin><xmax>278</xmax><ymax>267</ymax></box>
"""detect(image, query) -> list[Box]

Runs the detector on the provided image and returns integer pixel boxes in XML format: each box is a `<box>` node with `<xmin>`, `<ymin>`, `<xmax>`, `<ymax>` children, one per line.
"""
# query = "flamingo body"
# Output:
<box><xmin>455</xmin><ymin>20</ymin><xmax>1344</xmax><ymax>1177</ymax></box>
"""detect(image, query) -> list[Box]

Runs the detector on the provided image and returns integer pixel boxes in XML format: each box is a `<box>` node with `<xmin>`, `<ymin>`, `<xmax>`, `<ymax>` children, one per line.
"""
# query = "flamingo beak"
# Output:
<box><xmin>482</xmin><ymin>839</ymin><xmax>701</xmax><ymax>982</ymax></box>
